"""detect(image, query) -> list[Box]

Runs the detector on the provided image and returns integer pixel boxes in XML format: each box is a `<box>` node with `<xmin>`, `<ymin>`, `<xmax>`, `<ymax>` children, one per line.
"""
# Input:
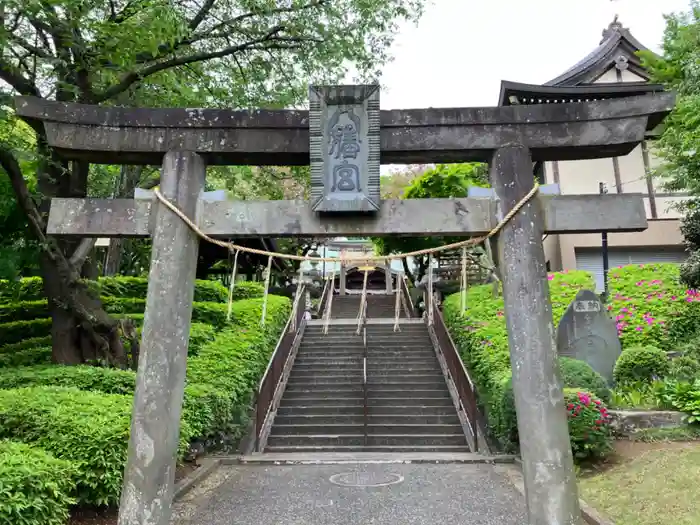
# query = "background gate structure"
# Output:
<box><xmin>16</xmin><ymin>86</ymin><xmax>674</xmax><ymax>525</ymax></box>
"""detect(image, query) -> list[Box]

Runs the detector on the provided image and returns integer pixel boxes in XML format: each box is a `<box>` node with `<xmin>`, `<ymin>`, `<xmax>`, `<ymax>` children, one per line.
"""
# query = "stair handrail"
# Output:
<box><xmin>428</xmin><ymin>300</ymin><xmax>480</xmax><ymax>451</ymax></box>
<box><xmin>255</xmin><ymin>283</ymin><xmax>307</xmax><ymax>452</ymax></box>
<box><xmin>399</xmin><ymin>274</ymin><xmax>416</xmax><ymax>318</ymax></box>
<box><xmin>362</xmin><ymin>325</ymin><xmax>368</xmax><ymax>448</ymax></box>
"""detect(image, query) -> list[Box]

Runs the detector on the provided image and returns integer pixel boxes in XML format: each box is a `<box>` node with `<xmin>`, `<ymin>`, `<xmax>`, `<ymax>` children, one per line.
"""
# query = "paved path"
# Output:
<box><xmin>172</xmin><ymin>463</ymin><xmax>526</xmax><ymax>525</ymax></box>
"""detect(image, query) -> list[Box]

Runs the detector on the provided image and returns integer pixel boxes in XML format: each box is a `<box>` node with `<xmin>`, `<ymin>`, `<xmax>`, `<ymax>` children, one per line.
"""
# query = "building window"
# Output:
<box><xmin>546</xmin><ymin>260</ymin><xmax>551</xmax><ymax>272</ymax></box>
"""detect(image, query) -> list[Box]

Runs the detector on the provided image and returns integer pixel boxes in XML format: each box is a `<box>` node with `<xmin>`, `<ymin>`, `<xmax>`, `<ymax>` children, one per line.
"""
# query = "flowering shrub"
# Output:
<box><xmin>565</xmin><ymin>389</ymin><xmax>613</xmax><ymax>462</ymax></box>
<box><xmin>607</xmin><ymin>263</ymin><xmax>700</xmax><ymax>349</ymax></box>
<box><xmin>442</xmin><ymin>270</ymin><xmax>595</xmax><ymax>451</ymax></box>
<box><xmin>613</xmin><ymin>346</ymin><xmax>671</xmax><ymax>384</ymax></box>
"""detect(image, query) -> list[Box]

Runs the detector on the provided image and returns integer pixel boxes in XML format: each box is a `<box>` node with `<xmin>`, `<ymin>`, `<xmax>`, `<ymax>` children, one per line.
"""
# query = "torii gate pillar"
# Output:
<box><xmin>491</xmin><ymin>145</ymin><xmax>580</xmax><ymax>524</ymax></box>
<box><xmin>118</xmin><ymin>151</ymin><xmax>205</xmax><ymax>525</ymax></box>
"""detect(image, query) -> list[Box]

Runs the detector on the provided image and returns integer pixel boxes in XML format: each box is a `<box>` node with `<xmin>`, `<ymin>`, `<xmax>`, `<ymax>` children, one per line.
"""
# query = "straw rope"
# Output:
<box><xmin>152</xmin><ymin>183</ymin><xmax>540</xmax><ymax>264</ymax></box>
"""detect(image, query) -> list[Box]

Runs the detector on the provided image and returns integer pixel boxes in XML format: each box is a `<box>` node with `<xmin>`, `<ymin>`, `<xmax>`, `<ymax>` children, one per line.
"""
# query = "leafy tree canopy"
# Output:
<box><xmin>639</xmin><ymin>2</ymin><xmax>700</xmax><ymax>200</ymax></box>
<box><xmin>371</xmin><ymin>162</ymin><xmax>489</xmax><ymax>283</ymax></box>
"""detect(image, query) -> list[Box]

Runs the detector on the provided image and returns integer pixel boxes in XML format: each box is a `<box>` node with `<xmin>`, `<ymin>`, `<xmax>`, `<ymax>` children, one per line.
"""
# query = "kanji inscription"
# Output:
<box><xmin>309</xmin><ymin>85</ymin><xmax>380</xmax><ymax>213</ymax></box>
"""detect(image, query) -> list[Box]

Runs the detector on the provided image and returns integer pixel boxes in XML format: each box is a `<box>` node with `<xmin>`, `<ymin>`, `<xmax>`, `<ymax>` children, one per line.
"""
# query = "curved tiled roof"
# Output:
<box><xmin>545</xmin><ymin>18</ymin><xmax>654</xmax><ymax>86</ymax></box>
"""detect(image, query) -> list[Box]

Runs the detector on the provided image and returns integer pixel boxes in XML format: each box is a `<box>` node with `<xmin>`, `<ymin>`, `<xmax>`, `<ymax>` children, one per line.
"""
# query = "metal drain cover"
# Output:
<box><xmin>329</xmin><ymin>471</ymin><xmax>404</xmax><ymax>487</ymax></box>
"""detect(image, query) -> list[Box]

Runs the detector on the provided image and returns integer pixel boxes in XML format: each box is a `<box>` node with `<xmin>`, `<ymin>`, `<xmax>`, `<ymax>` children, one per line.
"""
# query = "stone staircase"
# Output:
<box><xmin>329</xmin><ymin>293</ymin><xmax>402</xmax><ymax>319</ymax></box>
<box><xmin>265</xmin><ymin>320</ymin><xmax>470</xmax><ymax>453</ymax></box>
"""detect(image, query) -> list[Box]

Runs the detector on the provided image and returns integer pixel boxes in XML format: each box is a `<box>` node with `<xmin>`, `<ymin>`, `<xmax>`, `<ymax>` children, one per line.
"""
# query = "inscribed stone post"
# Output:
<box><xmin>556</xmin><ymin>289</ymin><xmax>622</xmax><ymax>384</ymax></box>
<box><xmin>490</xmin><ymin>145</ymin><xmax>581</xmax><ymax>525</ymax></box>
<box><xmin>117</xmin><ymin>151</ymin><xmax>205</xmax><ymax>525</ymax></box>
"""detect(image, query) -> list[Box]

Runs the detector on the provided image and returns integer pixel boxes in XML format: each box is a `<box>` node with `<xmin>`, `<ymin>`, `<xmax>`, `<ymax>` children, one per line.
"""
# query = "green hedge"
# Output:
<box><xmin>0</xmin><ymin>295</ymin><xmax>290</xmax><ymax>506</ymax></box>
<box><xmin>0</xmin><ymin>319</ymin><xmax>52</xmax><ymax>345</ymax></box>
<box><xmin>0</xmin><ymin>386</ymin><xmax>193</xmax><ymax>507</ymax></box>
<box><xmin>0</xmin><ymin>276</ymin><xmax>264</xmax><ymax>303</ymax></box>
<box><xmin>0</xmin><ymin>440</ymin><xmax>77</xmax><ymax>525</ymax></box>
<box><xmin>0</xmin><ymin>347</ymin><xmax>52</xmax><ymax>368</ymax></box>
<box><xmin>443</xmin><ymin>270</ymin><xmax>596</xmax><ymax>451</ymax></box>
<box><xmin>607</xmin><ymin>263</ymin><xmax>700</xmax><ymax>350</ymax></box>
<box><xmin>0</xmin><ymin>336</ymin><xmax>52</xmax><ymax>354</ymax></box>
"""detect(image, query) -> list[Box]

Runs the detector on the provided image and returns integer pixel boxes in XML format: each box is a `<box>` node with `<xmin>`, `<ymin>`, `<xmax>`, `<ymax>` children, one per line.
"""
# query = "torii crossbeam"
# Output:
<box><xmin>16</xmin><ymin>86</ymin><xmax>675</xmax><ymax>525</ymax></box>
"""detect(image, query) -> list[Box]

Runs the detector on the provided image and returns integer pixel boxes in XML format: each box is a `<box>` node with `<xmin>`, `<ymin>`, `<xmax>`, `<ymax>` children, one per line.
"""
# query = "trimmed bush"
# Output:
<box><xmin>0</xmin><ymin>386</ymin><xmax>192</xmax><ymax>506</ymax></box>
<box><xmin>186</xmin><ymin>295</ymin><xmax>291</xmax><ymax>439</ymax></box>
<box><xmin>613</xmin><ymin>346</ymin><xmax>671</xmax><ymax>384</ymax></box>
<box><xmin>0</xmin><ymin>300</ymin><xmax>47</xmax><ymax>323</ymax></box>
<box><xmin>565</xmin><ymin>389</ymin><xmax>613</xmax><ymax>462</ymax></box>
<box><xmin>227</xmin><ymin>281</ymin><xmax>266</xmax><ymax>300</ymax></box>
<box><xmin>607</xmin><ymin>263</ymin><xmax>700</xmax><ymax>349</ymax></box>
<box><xmin>559</xmin><ymin>357</ymin><xmax>611</xmax><ymax>403</ymax></box>
<box><xmin>0</xmin><ymin>365</ymin><xmax>136</xmax><ymax>394</ymax></box>
<box><xmin>0</xmin><ymin>440</ymin><xmax>77</xmax><ymax>525</ymax></box>
<box><xmin>0</xmin><ymin>276</ymin><xmax>254</xmax><ymax>303</ymax></box>
<box><xmin>669</xmin><ymin>355</ymin><xmax>700</xmax><ymax>381</ymax></box>
<box><xmin>0</xmin><ymin>277</ymin><xmax>43</xmax><ymax>303</ymax></box>
<box><xmin>0</xmin><ymin>318</ymin><xmax>52</xmax><ymax>345</ymax></box>
<box><xmin>0</xmin><ymin>346</ymin><xmax>51</xmax><ymax>368</ymax></box>
<box><xmin>442</xmin><ymin>270</ymin><xmax>595</xmax><ymax>450</ymax></box>
<box><xmin>0</xmin><ymin>336</ymin><xmax>52</xmax><ymax>355</ymax></box>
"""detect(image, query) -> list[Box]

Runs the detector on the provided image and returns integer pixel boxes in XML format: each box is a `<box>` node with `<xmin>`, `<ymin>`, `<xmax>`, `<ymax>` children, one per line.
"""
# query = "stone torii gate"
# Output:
<box><xmin>16</xmin><ymin>86</ymin><xmax>674</xmax><ymax>525</ymax></box>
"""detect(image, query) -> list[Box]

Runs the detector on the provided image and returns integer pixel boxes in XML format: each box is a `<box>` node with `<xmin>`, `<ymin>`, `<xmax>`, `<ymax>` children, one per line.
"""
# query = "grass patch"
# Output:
<box><xmin>579</xmin><ymin>442</ymin><xmax>700</xmax><ymax>525</ymax></box>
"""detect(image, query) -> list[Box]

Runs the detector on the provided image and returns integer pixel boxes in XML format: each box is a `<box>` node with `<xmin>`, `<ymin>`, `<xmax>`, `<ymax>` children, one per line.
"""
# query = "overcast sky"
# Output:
<box><xmin>379</xmin><ymin>0</ymin><xmax>692</xmax><ymax>109</ymax></box>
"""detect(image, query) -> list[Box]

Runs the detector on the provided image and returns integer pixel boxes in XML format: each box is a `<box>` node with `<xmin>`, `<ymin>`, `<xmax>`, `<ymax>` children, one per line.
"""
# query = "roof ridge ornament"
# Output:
<box><xmin>601</xmin><ymin>14</ymin><xmax>625</xmax><ymax>43</ymax></box>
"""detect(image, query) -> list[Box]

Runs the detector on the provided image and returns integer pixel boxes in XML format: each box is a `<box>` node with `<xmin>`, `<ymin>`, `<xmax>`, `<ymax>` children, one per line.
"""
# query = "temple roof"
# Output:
<box><xmin>498</xmin><ymin>17</ymin><xmax>664</xmax><ymax>109</ymax></box>
<box><xmin>546</xmin><ymin>16</ymin><xmax>654</xmax><ymax>86</ymax></box>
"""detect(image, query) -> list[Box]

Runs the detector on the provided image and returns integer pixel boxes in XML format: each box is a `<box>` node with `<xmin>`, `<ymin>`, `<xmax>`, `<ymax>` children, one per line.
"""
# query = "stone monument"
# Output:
<box><xmin>556</xmin><ymin>289</ymin><xmax>622</xmax><ymax>383</ymax></box>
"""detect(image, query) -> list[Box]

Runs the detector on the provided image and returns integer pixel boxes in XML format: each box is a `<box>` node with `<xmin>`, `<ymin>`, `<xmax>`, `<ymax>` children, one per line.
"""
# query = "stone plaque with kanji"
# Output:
<box><xmin>556</xmin><ymin>289</ymin><xmax>621</xmax><ymax>383</ymax></box>
<box><xmin>309</xmin><ymin>84</ymin><xmax>380</xmax><ymax>213</ymax></box>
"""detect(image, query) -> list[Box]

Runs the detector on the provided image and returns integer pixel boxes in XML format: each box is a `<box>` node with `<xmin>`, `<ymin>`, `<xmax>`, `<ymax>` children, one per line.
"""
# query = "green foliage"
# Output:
<box><xmin>0</xmin><ymin>276</ymin><xmax>241</xmax><ymax>303</ymax></box>
<box><xmin>663</xmin><ymin>379</ymin><xmax>700</xmax><ymax>424</ymax></box>
<box><xmin>0</xmin><ymin>386</ymin><xmax>189</xmax><ymax>507</ymax></box>
<box><xmin>670</xmin><ymin>355</ymin><xmax>700</xmax><ymax>381</ymax></box>
<box><xmin>0</xmin><ymin>440</ymin><xmax>77</xmax><ymax>525</ymax></box>
<box><xmin>442</xmin><ymin>270</ymin><xmax>595</xmax><ymax>450</ymax></box>
<box><xmin>559</xmin><ymin>358</ymin><xmax>611</xmax><ymax>403</ymax></box>
<box><xmin>0</xmin><ymin>365</ymin><xmax>137</xmax><ymax>395</ymax></box>
<box><xmin>0</xmin><ymin>347</ymin><xmax>51</xmax><ymax>368</ymax></box>
<box><xmin>607</xmin><ymin>264</ymin><xmax>700</xmax><ymax>349</ymax></box>
<box><xmin>371</xmin><ymin>163</ymin><xmax>489</xmax><ymax>281</ymax></box>
<box><xmin>0</xmin><ymin>319</ymin><xmax>52</xmax><ymax>345</ymax></box>
<box><xmin>564</xmin><ymin>389</ymin><xmax>613</xmax><ymax>462</ymax></box>
<box><xmin>0</xmin><ymin>336</ymin><xmax>51</xmax><ymax>355</ymax></box>
<box><xmin>0</xmin><ymin>116</ymin><xmax>40</xmax><ymax>281</ymax></box>
<box><xmin>639</xmin><ymin>4</ymin><xmax>700</xmax><ymax>200</ymax></box>
<box><xmin>613</xmin><ymin>347</ymin><xmax>671</xmax><ymax>385</ymax></box>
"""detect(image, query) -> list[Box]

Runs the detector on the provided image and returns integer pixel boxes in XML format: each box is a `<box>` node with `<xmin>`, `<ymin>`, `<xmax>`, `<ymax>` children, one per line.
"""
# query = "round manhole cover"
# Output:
<box><xmin>328</xmin><ymin>471</ymin><xmax>404</xmax><ymax>488</ymax></box>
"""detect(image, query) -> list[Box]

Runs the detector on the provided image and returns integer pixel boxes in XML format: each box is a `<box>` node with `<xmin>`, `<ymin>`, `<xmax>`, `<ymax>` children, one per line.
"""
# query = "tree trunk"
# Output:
<box><xmin>1</xmin><ymin>139</ymin><xmax>128</xmax><ymax>367</ymax></box>
<box><xmin>104</xmin><ymin>166</ymin><xmax>144</xmax><ymax>276</ymax></box>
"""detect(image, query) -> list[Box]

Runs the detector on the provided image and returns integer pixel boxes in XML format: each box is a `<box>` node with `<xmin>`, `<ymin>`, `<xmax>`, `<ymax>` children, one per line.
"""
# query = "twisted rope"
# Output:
<box><xmin>152</xmin><ymin>183</ymin><xmax>540</xmax><ymax>264</ymax></box>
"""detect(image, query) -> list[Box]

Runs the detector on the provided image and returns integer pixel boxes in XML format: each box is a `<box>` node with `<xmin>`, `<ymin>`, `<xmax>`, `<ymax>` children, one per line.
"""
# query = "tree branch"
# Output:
<box><xmin>189</xmin><ymin>0</ymin><xmax>217</xmax><ymax>31</ymax></box>
<box><xmin>0</xmin><ymin>55</ymin><xmax>40</xmax><ymax>96</ymax></box>
<box><xmin>69</xmin><ymin>238</ymin><xmax>97</xmax><ymax>268</ymax></box>
<box><xmin>0</xmin><ymin>145</ymin><xmax>48</xmax><ymax>245</ymax></box>
<box><xmin>94</xmin><ymin>26</ymin><xmax>300</xmax><ymax>102</ymax></box>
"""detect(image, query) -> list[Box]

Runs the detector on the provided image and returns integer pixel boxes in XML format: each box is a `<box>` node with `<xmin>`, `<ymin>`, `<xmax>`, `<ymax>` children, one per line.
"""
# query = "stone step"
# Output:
<box><xmin>279</xmin><ymin>397</ymin><xmax>455</xmax><ymax>408</ymax></box>
<box><xmin>284</xmin><ymin>384</ymin><xmax>448</xmax><ymax>395</ymax></box>
<box><xmin>275</xmin><ymin>405</ymin><xmax>457</xmax><ymax>416</ymax></box>
<box><xmin>274</xmin><ymin>414</ymin><xmax>461</xmax><ymax>425</ymax></box>
<box><xmin>271</xmin><ymin>423</ymin><xmax>463</xmax><ymax>435</ymax></box>
<box><xmin>286</xmin><ymin>378</ymin><xmax>446</xmax><ymax>387</ymax></box>
<box><xmin>301</xmin><ymin>336</ymin><xmax>431</xmax><ymax>343</ymax></box>
<box><xmin>265</xmin><ymin>434</ymin><xmax>468</xmax><ymax>447</ymax></box>
<box><xmin>264</xmin><ymin>445</ymin><xmax>471</xmax><ymax>453</ymax></box>
<box><xmin>305</xmin><ymin>327</ymin><xmax>427</xmax><ymax>334</ymax></box>
<box><xmin>290</xmin><ymin>369</ymin><xmax>442</xmax><ymax>378</ymax></box>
